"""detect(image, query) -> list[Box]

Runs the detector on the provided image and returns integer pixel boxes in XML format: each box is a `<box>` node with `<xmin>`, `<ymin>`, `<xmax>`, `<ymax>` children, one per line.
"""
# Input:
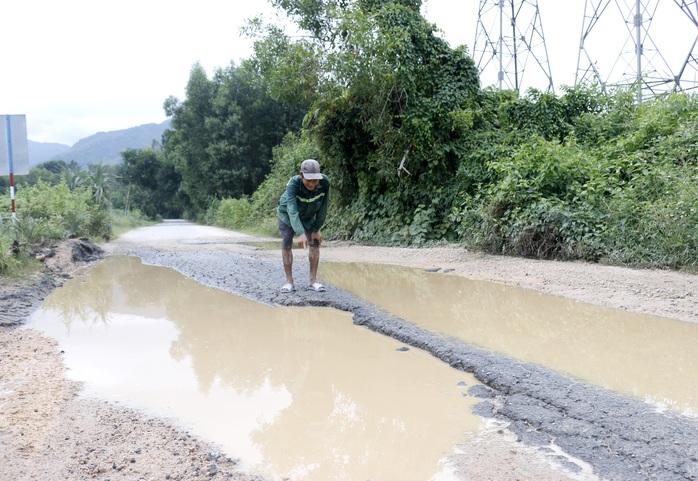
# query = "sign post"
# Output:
<box><xmin>0</xmin><ymin>115</ymin><xmax>29</xmax><ymax>220</ymax></box>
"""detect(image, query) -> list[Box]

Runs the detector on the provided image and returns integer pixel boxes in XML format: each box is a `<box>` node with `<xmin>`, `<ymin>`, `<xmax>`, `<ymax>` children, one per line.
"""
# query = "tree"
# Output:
<box><xmin>164</xmin><ymin>63</ymin><xmax>216</xmax><ymax>213</ymax></box>
<box><xmin>117</xmin><ymin>147</ymin><xmax>186</xmax><ymax>219</ymax></box>
<box><xmin>85</xmin><ymin>163</ymin><xmax>114</xmax><ymax>208</ymax></box>
<box><xmin>14</xmin><ymin>161</ymin><xmax>67</xmax><ymax>187</ymax></box>
<box><xmin>63</xmin><ymin>161</ymin><xmax>85</xmax><ymax>190</ymax></box>
<box><xmin>250</xmin><ymin>0</ymin><xmax>481</xmax><ymax>242</ymax></box>
<box><xmin>163</xmin><ymin>62</ymin><xmax>306</xmax><ymax>217</ymax></box>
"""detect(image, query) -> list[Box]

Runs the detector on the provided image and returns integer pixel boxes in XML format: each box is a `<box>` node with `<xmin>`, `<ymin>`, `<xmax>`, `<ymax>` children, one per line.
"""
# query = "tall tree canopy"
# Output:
<box><xmin>117</xmin><ymin>148</ymin><xmax>185</xmax><ymax>219</ymax></box>
<box><xmin>249</xmin><ymin>0</ymin><xmax>481</xmax><ymax>241</ymax></box>
<box><xmin>163</xmin><ymin>62</ymin><xmax>306</xmax><ymax>215</ymax></box>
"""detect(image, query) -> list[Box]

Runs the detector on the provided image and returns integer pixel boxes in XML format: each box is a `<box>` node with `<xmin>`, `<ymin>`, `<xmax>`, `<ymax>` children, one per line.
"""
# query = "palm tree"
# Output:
<box><xmin>63</xmin><ymin>161</ymin><xmax>85</xmax><ymax>190</ymax></box>
<box><xmin>86</xmin><ymin>163</ymin><xmax>114</xmax><ymax>208</ymax></box>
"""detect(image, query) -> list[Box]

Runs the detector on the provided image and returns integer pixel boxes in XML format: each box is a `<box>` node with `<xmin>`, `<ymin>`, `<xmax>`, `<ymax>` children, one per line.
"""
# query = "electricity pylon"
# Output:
<box><xmin>473</xmin><ymin>0</ymin><xmax>555</xmax><ymax>93</ymax></box>
<box><xmin>576</xmin><ymin>0</ymin><xmax>698</xmax><ymax>102</ymax></box>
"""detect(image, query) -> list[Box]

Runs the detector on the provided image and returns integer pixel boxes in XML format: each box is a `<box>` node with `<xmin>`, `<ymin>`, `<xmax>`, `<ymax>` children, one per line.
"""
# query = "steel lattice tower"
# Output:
<box><xmin>473</xmin><ymin>0</ymin><xmax>554</xmax><ymax>93</ymax></box>
<box><xmin>576</xmin><ymin>0</ymin><xmax>698</xmax><ymax>102</ymax></box>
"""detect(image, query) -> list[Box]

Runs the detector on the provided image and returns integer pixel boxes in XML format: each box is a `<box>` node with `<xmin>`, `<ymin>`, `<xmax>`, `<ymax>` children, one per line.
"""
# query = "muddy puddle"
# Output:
<box><xmin>26</xmin><ymin>255</ymin><xmax>484</xmax><ymax>481</ymax></box>
<box><xmin>243</xmin><ymin>241</ymin><xmax>340</xmax><ymax>251</ymax></box>
<box><xmin>243</xmin><ymin>241</ymin><xmax>282</xmax><ymax>250</ymax></box>
<box><xmin>320</xmin><ymin>262</ymin><xmax>698</xmax><ymax>416</ymax></box>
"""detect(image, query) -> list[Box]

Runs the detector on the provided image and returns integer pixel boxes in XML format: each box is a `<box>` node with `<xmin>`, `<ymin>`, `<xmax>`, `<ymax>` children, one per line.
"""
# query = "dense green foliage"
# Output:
<box><xmin>3</xmin><ymin>0</ymin><xmax>697</xmax><ymax>274</ymax></box>
<box><xmin>202</xmin><ymin>132</ymin><xmax>320</xmax><ymax>235</ymax></box>
<box><xmin>447</xmin><ymin>88</ymin><xmax>698</xmax><ymax>268</ymax></box>
<box><xmin>242</xmin><ymin>0</ymin><xmax>485</xmax><ymax>245</ymax></box>
<box><xmin>1</xmin><ymin>160</ymin><xmax>131</xmax><ymax>275</ymax></box>
<box><xmin>228</xmin><ymin>0</ymin><xmax>697</xmax><ymax>270</ymax></box>
<box><xmin>162</xmin><ymin>62</ymin><xmax>306</xmax><ymax>215</ymax></box>
<box><xmin>0</xmin><ymin>180</ymin><xmax>106</xmax><ymax>274</ymax></box>
<box><xmin>117</xmin><ymin>148</ymin><xmax>186</xmax><ymax>218</ymax></box>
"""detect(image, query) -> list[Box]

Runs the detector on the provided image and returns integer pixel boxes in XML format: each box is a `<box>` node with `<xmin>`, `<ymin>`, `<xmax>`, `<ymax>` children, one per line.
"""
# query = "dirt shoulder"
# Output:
<box><xmin>2</xmin><ymin>232</ymin><xmax>697</xmax><ymax>481</ymax></box>
<box><xmin>1</xmin><ymin>241</ymin><xmax>252</xmax><ymax>481</ymax></box>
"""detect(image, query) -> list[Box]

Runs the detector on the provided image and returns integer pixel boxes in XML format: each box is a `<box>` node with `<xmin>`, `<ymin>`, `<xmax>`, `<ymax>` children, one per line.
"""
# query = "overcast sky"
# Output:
<box><xmin>1</xmin><ymin>0</ymin><xmax>695</xmax><ymax>146</ymax></box>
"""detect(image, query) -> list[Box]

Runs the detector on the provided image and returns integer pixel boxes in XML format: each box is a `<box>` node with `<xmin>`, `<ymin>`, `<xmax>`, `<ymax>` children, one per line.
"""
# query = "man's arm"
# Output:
<box><xmin>284</xmin><ymin>178</ymin><xmax>307</xmax><ymax>235</ymax></box>
<box><xmin>311</xmin><ymin>179</ymin><xmax>330</xmax><ymax>232</ymax></box>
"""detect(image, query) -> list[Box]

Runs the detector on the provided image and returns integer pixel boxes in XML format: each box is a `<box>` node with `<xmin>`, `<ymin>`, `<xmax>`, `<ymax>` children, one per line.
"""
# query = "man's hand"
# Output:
<box><xmin>297</xmin><ymin>233</ymin><xmax>309</xmax><ymax>249</ymax></box>
<box><xmin>298</xmin><ymin>232</ymin><xmax>322</xmax><ymax>249</ymax></box>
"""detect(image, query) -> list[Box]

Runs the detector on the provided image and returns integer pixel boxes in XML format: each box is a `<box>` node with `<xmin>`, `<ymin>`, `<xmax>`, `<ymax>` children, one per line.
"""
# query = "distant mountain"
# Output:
<box><xmin>29</xmin><ymin>120</ymin><xmax>171</xmax><ymax>167</ymax></box>
<box><xmin>28</xmin><ymin>141</ymin><xmax>70</xmax><ymax>167</ymax></box>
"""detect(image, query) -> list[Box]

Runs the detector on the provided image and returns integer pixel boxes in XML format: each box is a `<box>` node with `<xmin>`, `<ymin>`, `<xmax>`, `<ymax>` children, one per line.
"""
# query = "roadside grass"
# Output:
<box><xmin>0</xmin><ymin>230</ymin><xmax>43</xmax><ymax>280</ymax></box>
<box><xmin>0</xmin><ymin>255</ymin><xmax>43</xmax><ymax>280</ymax></box>
<box><xmin>232</xmin><ymin>218</ymin><xmax>279</xmax><ymax>238</ymax></box>
<box><xmin>110</xmin><ymin>210</ymin><xmax>159</xmax><ymax>239</ymax></box>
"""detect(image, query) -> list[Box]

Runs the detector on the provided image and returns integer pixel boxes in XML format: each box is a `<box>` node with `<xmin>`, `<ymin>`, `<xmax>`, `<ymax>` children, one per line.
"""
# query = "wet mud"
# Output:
<box><xmin>125</xmin><ymin>247</ymin><xmax>698</xmax><ymax>481</ymax></box>
<box><xmin>0</xmin><ymin>273</ymin><xmax>56</xmax><ymax>326</ymax></box>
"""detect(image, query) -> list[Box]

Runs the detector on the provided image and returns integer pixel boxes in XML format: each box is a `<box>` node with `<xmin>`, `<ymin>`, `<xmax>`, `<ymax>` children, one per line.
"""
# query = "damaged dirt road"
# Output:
<box><xmin>2</xmin><ymin>220</ymin><xmax>698</xmax><ymax>481</ymax></box>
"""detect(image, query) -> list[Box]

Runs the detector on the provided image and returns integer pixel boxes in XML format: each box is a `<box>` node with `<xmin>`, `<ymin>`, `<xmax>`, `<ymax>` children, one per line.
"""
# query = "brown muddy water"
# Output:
<box><xmin>320</xmin><ymin>262</ymin><xmax>698</xmax><ymax>417</ymax></box>
<box><xmin>25</xmin><ymin>255</ymin><xmax>484</xmax><ymax>481</ymax></box>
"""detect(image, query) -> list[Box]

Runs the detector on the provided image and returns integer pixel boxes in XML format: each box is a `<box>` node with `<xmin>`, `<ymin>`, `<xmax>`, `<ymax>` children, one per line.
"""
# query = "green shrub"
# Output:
<box><xmin>11</xmin><ymin>181</ymin><xmax>111</xmax><ymax>241</ymax></box>
<box><xmin>0</xmin><ymin>218</ymin><xmax>18</xmax><ymax>275</ymax></box>
<box><xmin>11</xmin><ymin>216</ymin><xmax>48</xmax><ymax>246</ymax></box>
<box><xmin>62</xmin><ymin>210</ymin><xmax>91</xmax><ymax>239</ymax></box>
<box><xmin>111</xmin><ymin>209</ymin><xmax>156</xmax><ymax>238</ymax></box>
<box><xmin>0</xmin><ymin>216</ymin><xmax>37</xmax><ymax>276</ymax></box>
<box><xmin>443</xmin><ymin>89</ymin><xmax>698</xmax><ymax>269</ymax></box>
<box><xmin>202</xmin><ymin>132</ymin><xmax>319</xmax><ymax>237</ymax></box>
<box><xmin>214</xmin><ymin>197</ymin><xmax>254</xmax><ymax>229</ymax></box>
<box><xmin>602</xmin><ymin>164</ymin><xmax>698</xmax><ymax>269</ymax></box>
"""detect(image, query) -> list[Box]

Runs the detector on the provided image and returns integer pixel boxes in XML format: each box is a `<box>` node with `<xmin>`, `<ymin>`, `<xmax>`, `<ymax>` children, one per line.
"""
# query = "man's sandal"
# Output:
<box><xmin>280</xmin><ymin>283</ymin><xmax>295</xmax><ymax>293</ymax></box>
<box><xmin>307</xmin><ymin>282</ymin><xmax>326</xmax><ymax>292</ymax></box>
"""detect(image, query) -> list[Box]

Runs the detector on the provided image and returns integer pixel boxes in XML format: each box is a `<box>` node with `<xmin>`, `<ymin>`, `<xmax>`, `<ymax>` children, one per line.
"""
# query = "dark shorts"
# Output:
<box><xmin>278</xmin><ymin>218</ymin><xmax>315</xmax><ymax>250</ymax></box>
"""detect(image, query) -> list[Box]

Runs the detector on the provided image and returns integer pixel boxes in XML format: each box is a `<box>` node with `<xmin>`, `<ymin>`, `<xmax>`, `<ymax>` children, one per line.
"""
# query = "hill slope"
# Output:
<box><xmin>28</xmin><ymin>141</ymin><xmax>70</xmax><ymax>167</ymax></box>
<box><xmin>32</xmin><ymin>120</ymin><xmax>171</xmax><ymax>167</ymax></box>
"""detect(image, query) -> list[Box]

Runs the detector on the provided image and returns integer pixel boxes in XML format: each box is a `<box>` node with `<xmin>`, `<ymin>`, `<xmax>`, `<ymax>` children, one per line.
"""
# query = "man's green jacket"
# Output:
<box><xmin>277</xmin><ymin>174</ymin><xmax>330</xmax><ymax>235</ymax></box>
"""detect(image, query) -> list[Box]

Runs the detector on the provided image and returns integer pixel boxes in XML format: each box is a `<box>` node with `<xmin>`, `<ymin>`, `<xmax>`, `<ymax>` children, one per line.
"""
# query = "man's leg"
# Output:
<box><xmin>308</xmin><ymin>240</ymin><xmax>320</xmax><ymax>286</ymax></box>
<box><xmin>279</xmin><ymin>219</ymin><xmax>295</xmax><ymax>289</ymax></box>
<box><xmin>282</xmin><ymin>248</ymin><xmax>294</xmax><ymax>285</ymax></box>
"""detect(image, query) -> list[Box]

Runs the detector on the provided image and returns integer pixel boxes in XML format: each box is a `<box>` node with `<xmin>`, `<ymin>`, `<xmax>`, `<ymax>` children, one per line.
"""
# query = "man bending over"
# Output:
<box><xmin>277</xmin><ymin>159</ymin><xmax>330</xmax><ymax>293</ymax></box>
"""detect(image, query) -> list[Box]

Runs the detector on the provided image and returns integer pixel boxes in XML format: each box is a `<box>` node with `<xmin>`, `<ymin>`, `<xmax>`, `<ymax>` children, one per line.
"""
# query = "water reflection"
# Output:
<box><xmin>28</xmin><ymin>256</ymin><xmax>483</xmax><ymax>481</ymax></box>
<box><xmin>321</xmin><ymin>262</ymin><xmax>698</xmax><ymax>416</ymax></box>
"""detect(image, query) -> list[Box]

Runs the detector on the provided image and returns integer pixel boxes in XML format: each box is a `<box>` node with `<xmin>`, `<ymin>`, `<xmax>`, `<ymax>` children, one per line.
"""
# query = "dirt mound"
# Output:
<box><xmin>0</xmin><ymin>239</ymin><xmax>104</xmax><ymax>327</ymax></box>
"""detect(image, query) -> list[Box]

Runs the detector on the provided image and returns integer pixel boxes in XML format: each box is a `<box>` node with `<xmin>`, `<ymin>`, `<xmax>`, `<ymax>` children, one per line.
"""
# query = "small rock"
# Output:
<box><xmin>468</xmin><ymin>384</ymin><xmax>496</xmax><ymax>399</ymax></box>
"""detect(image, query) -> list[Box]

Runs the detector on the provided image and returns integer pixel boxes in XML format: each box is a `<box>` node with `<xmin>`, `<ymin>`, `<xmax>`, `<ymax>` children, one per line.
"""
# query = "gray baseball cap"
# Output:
<box><xmin>300</xmin><ymin>159</ymin><xmax>323</xmax><ymax>180</ymax></box>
